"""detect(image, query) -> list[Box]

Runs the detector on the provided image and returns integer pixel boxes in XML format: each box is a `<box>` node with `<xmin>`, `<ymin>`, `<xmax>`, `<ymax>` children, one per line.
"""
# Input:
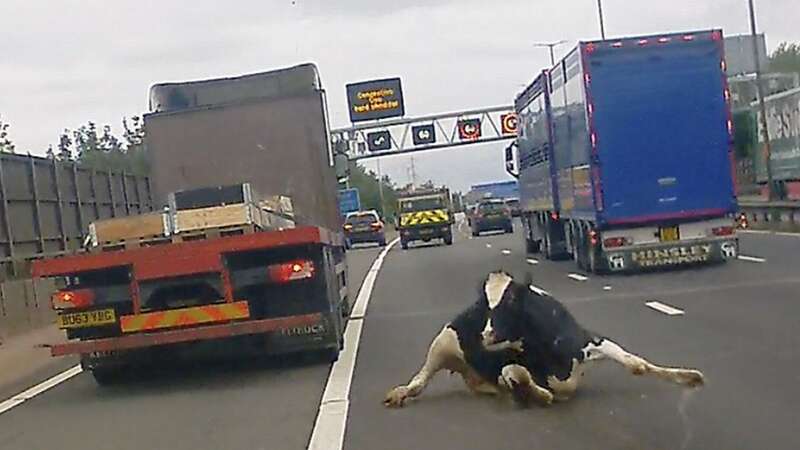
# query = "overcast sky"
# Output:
<box><xmin>1</xmin><ymin>0</ymin><xmax>796</xmax><ymax>192</ymax></box>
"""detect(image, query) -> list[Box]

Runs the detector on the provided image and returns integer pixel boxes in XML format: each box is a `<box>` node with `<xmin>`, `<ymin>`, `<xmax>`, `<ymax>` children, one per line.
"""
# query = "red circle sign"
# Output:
<box><xmin>501</xmin><ymin>113</ymin><xmax>518</xmax><ymax>135</ymax></box>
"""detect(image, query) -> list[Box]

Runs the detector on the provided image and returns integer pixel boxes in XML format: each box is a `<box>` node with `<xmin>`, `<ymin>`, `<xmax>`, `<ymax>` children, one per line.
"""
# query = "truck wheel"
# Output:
<box><xmin>505</xmin><ymin>224</ymin><xmax>514</xmax><ymax>234</ymax></box>
<box><xmin>91</xmin><ymin>367</ymin><xmax>123</xmax><ymax>386</ymax></box>
<box><xmin>444</xmin><ymin>234</ymin><xmax>453</xmax><ymax>245</ymax></box>
<box><xmin>526</xmin><ymin>237</ymin><xmax>541</xmax><ymax>253</ymax></box>
<box><xmin>471</xmin><ymin>230</ymin><xmax>479</xmax><ymax>237</ymax></box>
<box><xmin>401</xmin><ymin>239</ymin><xmax>409</xmax><ymax>250</ymax></box>
<box><xmin>378</xmin><ymin>238</ymin><xmax>387</xmax><ymax>247</ymax></box>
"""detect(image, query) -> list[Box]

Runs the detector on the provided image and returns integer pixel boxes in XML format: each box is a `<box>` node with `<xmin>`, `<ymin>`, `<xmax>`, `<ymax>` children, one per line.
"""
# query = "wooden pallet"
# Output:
<box><xmin>92</xmin><ymin>235</ymin><xmax>174</xmax><ymax>253</ymax></box>
<box><xmin>170</xmin><ymin>223</ymin><xmax>260</xmax><ymax>243</ymax></box>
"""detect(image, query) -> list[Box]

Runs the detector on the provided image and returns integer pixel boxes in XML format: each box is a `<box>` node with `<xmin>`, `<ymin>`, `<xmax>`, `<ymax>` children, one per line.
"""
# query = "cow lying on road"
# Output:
<box><xmin>384</xmin><ymin>271</ymin><xmax>704</xmax><ymax>408</ymax></box>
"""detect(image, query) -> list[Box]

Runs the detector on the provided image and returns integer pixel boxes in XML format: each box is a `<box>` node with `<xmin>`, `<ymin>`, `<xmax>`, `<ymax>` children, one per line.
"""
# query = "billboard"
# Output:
<box><xmin>346</xmin><ymin>78</ymin><xmax>405</xmax><ymax>122</ymax></box>
<box><xmin>754</xmin><ymin>87</ymin><xmax>800</xmax><ymax>183</ymax></box>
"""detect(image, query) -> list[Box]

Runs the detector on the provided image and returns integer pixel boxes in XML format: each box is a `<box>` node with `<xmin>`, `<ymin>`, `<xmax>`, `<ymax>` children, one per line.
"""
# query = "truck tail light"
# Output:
<box><xmin>550</xmin><ymin>211</ymin><xmax>559</xmax><ymax>221</ymax></box>
<box><xmin>736</xmin><ymin>213</ymin><xmax>749</xmax><ymax>229</ymax></box>
<box><xmin>712</xmin><ymin>226</ymin><xmax>735</xmax><ymax>236</ymax></box>
<box><xmin>343</xmin><ymin>224</ymin><xmax>353</xmax><ymax>231</ymax></box>
<box><xmin>603</xmin><ymin>237</ymin><xmax>630</xmax><ymax>248</ymax></box>
<box><xmin>370</xmin><ymin>222</ymin><xmax>383</xmax><ymax>230</ymax></box>
<box><xmin>589</xmin><ymin>230</ymin><xmax>599</xmax><ymax>246</ymax></box>
<box><xmin>51</xmin><ymin>289</ymin><xmax>95</xmax><ymax>310</ymax></box>
<box><xmin>268</xmin><ymin>260</ymin><xmax>315</xmax><ymax>283</ymax></box>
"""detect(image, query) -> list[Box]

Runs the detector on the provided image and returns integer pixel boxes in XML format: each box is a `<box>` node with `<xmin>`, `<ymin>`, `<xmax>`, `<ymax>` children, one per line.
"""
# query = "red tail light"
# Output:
<box><xmin>589</xmin><ymin>230</ymin><xmax>599</xmax><ymax>246</ymax></box>
<box><xmin>603</xmin><ymin>237</ymin><xmax>630</xmax><ymax>248</ymax></box>
<box><xmin>682</xmin><ymin>35</ymin><xmax>696</xmax><ymax>42</ymax></box>
<box><xmin>268</xmin><ymin>260</ymin><xmax>315</xmax><ymax>283</ymax></box>
<box><xmin>51</xmin><ymin>289</ymin><xmax>95</xmax><ymax>310</ymax></box>
<box><xmin>371</xmin><ymin>221</ymin><xmax>383</xmax><ymax>230</ymax></box>
<box><xmin>712</xmin><ymin>226</ymin><xmax>735</xmax><ymax>236</ymax></box>
<box><xmin>550</xmin><ymin>211</ymin><xmax>559</xmax><ymax>221</ymax></box>
<box><xmin>343</xmin><ymin>224</ymin><xmax>353</xmax><ymax>231</ymax></box>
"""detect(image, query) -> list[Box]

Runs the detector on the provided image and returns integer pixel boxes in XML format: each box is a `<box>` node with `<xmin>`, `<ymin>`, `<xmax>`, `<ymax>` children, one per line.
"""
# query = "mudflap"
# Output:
<box><xmin>604</xmin><ymin>239</ymin><xmax>738</xmax><ymax>272</ymax></box>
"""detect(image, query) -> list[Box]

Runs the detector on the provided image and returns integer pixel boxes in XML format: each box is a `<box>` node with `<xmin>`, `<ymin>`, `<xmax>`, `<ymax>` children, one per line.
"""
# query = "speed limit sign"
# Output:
<box><xmin>501</xmin><ymin>113</ymin><xmax>518</xmax><ymax>135</ymax></box>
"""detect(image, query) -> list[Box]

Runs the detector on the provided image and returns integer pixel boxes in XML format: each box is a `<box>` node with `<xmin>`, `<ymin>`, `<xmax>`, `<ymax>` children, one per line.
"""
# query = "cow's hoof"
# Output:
<box><xmin>677</xmin><ymin>370</ymin><xmax>705</xmax><ymax>387</ymax></box>
<box><xmin>534</xmin><ymin>387</ymin><xmax>554</xmax><ymax>406</ymax></box>
<box><xmin>384</xmin><ymin>386</ymin><xmax>409</xmax><ymax>408</ymax></box>
<box><xmin>630</xmin><ymin>363</ymin><xmax>648</xmax><ymax>376</ymax></box>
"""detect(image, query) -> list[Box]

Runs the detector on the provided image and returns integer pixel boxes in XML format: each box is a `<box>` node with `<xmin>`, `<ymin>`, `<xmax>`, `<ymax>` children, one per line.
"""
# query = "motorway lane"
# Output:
<box><xmin>0</xmin><ymin>244</ymin><xmax>385</xmax><ymax>450</ymax></box>
<box><xmin>345</xmin><ymin>227</ymin><xmax>800</xmax><ymax>450</ymax></box>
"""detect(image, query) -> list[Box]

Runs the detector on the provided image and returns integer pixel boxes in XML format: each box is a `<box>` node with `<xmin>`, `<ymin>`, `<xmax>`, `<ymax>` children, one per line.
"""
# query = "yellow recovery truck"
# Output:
<box><xmin>397</xmin><ymin>188</ymin><xmax>454</xmax><ymax>250</ymax></box>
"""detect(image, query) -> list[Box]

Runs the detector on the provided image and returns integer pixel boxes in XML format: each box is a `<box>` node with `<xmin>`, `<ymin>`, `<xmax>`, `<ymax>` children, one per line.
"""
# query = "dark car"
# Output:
<box><xmin>344</xmin><ymin>210</ymin><xmax>387</xmax><ymax>248</ymax></box>
<box><xmin>471</xmin><ymin>199</ymin><xmax>513</xmax><ymax>236</ymax></box>
<box><xmin>505</xmin><ymin>198</ymin><xmax>521</xmax><ymax>217</ymax></box>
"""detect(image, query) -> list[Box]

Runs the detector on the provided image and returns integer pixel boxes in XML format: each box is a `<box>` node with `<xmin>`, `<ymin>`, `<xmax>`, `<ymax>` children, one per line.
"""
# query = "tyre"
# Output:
<box><xmin>505</xmin><ymin>224</ymin><xmax>514</xmax><ymax>234</ymax></box>
<box><xmin>472</xmin><ymin>229</ymin><xmax>480</xmax><ymax>237</ymax></box>
<box><xmin>444</xmin><ymin>234</ymin><xmax>453</xmax><ymax>246</ymax></box>
<box><xmin>378</xmin><ymin>238</ymin><xmax>387</xmax><ymax>247</ymax></box>
<box><xmin>344</xmin><ymin>240</ymin><xmax>351</xmax><ymax>250</ymax></box>
<box><xmin>91</xmin><ymin>367</ymin><xmax>123</xmax><ymax>386</ymax></box>
<box><xmin>401</xmin><ymin>239</ymin><xmax>409</xmax><ymax>250</ymax></box>
<box><xmin>526</xmin><ymin>237</ymin><xmax>541</xmax><ymax>254</ymax></box>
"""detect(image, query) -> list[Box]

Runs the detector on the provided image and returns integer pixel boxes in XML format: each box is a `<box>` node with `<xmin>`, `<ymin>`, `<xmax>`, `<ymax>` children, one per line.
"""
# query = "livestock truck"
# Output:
<box><xmin>511</xmin><ymin>30</ymin><xmax>740</xmax><ymax>272</ymax></box>
<box><xmin>32</xmin><ymin>64</ymin><xmax>350</xmax><ymax>383</ymax></box>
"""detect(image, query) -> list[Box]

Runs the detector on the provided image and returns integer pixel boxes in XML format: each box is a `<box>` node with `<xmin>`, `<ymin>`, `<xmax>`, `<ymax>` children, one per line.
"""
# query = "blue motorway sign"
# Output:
<box><xmin>338</xmin><ymin>188</ymin><xmax>361</xmax><ymax>215</ymax></box>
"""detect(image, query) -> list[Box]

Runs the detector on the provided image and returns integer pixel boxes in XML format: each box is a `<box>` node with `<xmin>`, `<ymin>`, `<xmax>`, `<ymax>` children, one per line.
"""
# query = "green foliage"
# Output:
<box><xmin>0</xmin><ymin>115</ymin><xmax>16</xmax><ymax>153</ymax></box>
<box><xmin>54</xmin><ymin>117</ymin><xmax>149</xmax><ymax>176</ymax></box>
<box><xmin>733</xmin><ymin>110</ymin><xmax>757</xmax><ymax>159</ymax></box>
<box><xmin>346</xmin><ymin>162</ymin><xmax>398</xmax><ymax>219</ymax></box>
<box><xmin>769</xmin><ymin>42</ymin><xmax>800</xmax><ymax>74</ymax></box>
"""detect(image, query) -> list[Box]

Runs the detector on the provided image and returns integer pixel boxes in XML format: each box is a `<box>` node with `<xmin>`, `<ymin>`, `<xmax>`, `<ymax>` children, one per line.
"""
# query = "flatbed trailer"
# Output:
<box><xmin>32</xmin><ymin>225</ymin><xmax>348</xmax><ymax>383</ymax></box>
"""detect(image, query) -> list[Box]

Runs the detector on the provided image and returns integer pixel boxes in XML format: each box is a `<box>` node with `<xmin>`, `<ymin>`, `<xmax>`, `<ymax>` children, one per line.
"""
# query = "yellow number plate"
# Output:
<box><xmin>659</xmin><ymin>226</ymin><xmax>680</xmax><ymax>242</ymax></box>
<box><xmin>57</xmin><ymin>309</ymin><xmax>116</xmax><ymax>329</ymax></box>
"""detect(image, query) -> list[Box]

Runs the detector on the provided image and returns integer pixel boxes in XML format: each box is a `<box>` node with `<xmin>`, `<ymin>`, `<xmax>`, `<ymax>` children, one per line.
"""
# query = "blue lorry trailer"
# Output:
<box><xmin>514</xmin><ymin>30</ymin><xmax>739</xmax><ymax>272</ymax></box>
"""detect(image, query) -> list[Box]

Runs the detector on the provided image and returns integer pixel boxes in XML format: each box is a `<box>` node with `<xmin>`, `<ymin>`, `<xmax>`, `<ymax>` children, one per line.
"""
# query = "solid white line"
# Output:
<box><xmin>501</xmin><ymin>249</ymin><xmax>511</xmax><ymax>255</ymax></box>
<box><xmin>567</xmin><ymin>273</ymin><xmax>589</xmax><ymax>282</ymax></box>
<box><xmin>307</xmin><ymin>237</ymin><xmax>398</xmax><ymax>450</ymax></box>
<box><xmin>774</xmin><ymin>232</ymin><xmax>800</xmax><ymax>238</ymax></box>
<box><xmin>0</xmin><ymin>365</ymin><xmax>83</xmax><ymax>416</ymax></box>
<box><xmin>645</xmin><ymin>301</ymin><xmax>685</xmax><ymax>316</ymax></box>
<box><xmin>737</xmin><ymin>255</ymin><xmax>766</xmax><ymax>263</ymax></box>
<box><xmin>526</xmin><ymin>258</ymin><xmax>539</xmax><ymax>265</ymax></box>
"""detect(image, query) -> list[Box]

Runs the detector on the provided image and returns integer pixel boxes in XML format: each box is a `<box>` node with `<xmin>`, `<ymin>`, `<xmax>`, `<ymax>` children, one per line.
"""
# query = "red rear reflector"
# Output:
<box><xmin>588</xmin><ymin>103</ymin><xmax>595</xmax><ymax>116</ymax></box>
<box><xmin>682</xmin><ymin>35</ymin><xmax>695</xmax><ymax>42</ymax></box>
<box><xmin>727</xmin><ymin>119</ymin><xmax>734</xmax><ymax>135</ymax></box>
<box><xmin>658</xmin><ymin>37</ymin><xmax>672</xmax><ymax>43</ymax></box>
<box><xmin>550</xmin><ymin>211</ymin><xmax>559</xmax><ymax>221</ymax></box>
<box><xmin>711</xmin><ymin>31</ymin><xmax>722</xmax><ymax>41</ymax></box>
<box><xmin>51</xmin><ymin>289</ymin><xmax>95</xmax><ymax>310</ymax></box>
<box><xmin>712</xmin><ymin>226</ymin><xmax>735</xmax><ymax>236</ymax></box>
<box><xmin>371</xmin><ymin>222</ymin><xmax>383</xmax><ymax>230</ymax></box>
<box><xmin>585</xmin><ymin>43</ymin><xmax>597</xmax><ymax>54</ymax></box>
<box><xmin>721</xmin><ymin>60</ymin><xmax>727</xmax><ymax>72</ymax></box>
<box><xmin>611</xmin><ymin>41</ymin><xmax>623</xmax><ymax>48</ymax></box>
<box><xmin>584</xmin><ymin>73</ymin><xmax>591</xmax><ymax>84</ymax></box>
<box><xmin>637</xmin><ymin>39</ymin><xmax>649</xmax><ymax>46</ymax></box>
<box><xmin>589</xmin><ymin>230</ymin><xmax>599</xmax><ymax>246</ymax></box>
<box><xmin>603</xmin><ymin>237</ymin><xmax>629</xmax><ymax>248</ymax></box>
<box><xmin>590</xmin><ymin>133</ymin><xmax>598</xmax><ymax>148</ymax></box>
<box><xmin>268</xmin><ymin>260</ymin><xmax>315</xmax><ymax>283</ymax></box>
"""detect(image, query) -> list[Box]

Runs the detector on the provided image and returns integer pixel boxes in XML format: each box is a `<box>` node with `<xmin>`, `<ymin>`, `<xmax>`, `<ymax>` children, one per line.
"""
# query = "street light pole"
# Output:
<box><xmin>748</xmin><ymin>0</ymin><xmax>776</xmax><ymax>200</ymax></box>
<box><xmin>596</xmin><ymin>0</ymin><xmax>607</xmax><ymax>39</ymax></box>
<box><xmin>533</xmin><ymin>40</ymin><xmax>567</xmax><ymax>66</ymax></box>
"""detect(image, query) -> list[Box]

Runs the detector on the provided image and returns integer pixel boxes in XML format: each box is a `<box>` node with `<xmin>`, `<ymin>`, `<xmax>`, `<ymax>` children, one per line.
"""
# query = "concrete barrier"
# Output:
<box><xmin>0</xmin><ymin>278</ymin><xmax>57</xmax><ymax>342</ymax></box>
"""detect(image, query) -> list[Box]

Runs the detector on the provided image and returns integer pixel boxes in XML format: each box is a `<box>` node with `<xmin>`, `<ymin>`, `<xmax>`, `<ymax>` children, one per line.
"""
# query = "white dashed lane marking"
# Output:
<box><xmin>486</xmin><ymin>244</ymin><xmax>492</xmax><ymax>248</ymax></box>
<box><xmin>529</xmin><ymin>284</ymin><xmax>550</xmax><ymax>296</ymax></box>
<box><xmin>567</xmin><ymin>273</ymin><xmax>589</xmax><ymax>282</ymax></box>
<box><xmin>501</xmin><ymin>249</ymin><xmax>511</xmax><ymax>255</ymax></box>
<box><xmin>645</xmin><ymin>301</ymin><xmax>685</xmax><ymax>316</ymax></box>
<box><xmin>526</xmin><ymin>258</ymin><xmax>539</xmax><ymax>265</ymax></box>
<box><xmin>737</xmin><ymin>255</ymin><xmax>766</xmax><ymax>263</ymax></box>
<box><xmin>603</xmin><ymin>285</ymin><xmax>612</xmax><ymax>291</ymax></box>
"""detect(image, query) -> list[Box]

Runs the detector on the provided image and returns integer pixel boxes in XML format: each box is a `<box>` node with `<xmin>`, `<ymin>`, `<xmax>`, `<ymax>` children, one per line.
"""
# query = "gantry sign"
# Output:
<box><xmin>331</xmin><ymin>105</ymin><xmax>518</xmax><ymax>161</ymax></box>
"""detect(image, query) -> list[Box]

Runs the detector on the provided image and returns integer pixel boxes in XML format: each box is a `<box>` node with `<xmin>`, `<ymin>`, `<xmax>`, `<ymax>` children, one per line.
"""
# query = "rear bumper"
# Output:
<box><xmin>346</xmin><ymin>231</ymin><xmax>385</xmax><ymax>243</ymax></box>
<box><xmin>51</xmin><ymin>313</ymin><xmax>323</xmax><ymax>357</ymax></box>
<box><xmin>603</xmin><ymin>238</ymin><xmax>738</xmax><ymax>272</ymax></box>
<box><xmin>400</xmin><ymin>224</ymin><xmax>451</xmax><ymax>241</ymax></box>
<box><xmin>474</xmin><ymin>217</ymin><xmax>512</xmax><ymax>231</ymax></box>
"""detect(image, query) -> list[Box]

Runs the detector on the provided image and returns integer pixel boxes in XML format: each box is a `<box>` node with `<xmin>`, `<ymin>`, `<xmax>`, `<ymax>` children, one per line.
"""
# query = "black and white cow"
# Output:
<box><xmin>384</xmin><ymin>271</ymin><xmax>704</xmax><ymax>408</ymax></box>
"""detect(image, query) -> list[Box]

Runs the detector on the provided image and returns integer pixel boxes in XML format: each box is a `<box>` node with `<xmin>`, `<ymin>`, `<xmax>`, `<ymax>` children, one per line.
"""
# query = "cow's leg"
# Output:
<box><xmin>547</xmin><ymin>359</ymin><xmax>585</xmax><ymax>401</ymax></box>
<box><xmin>384</xmin><ymin>326</ymin><xmax>468</xmax><ymax>408</ymax></box>
<box><xmin>499</xmin><ymin>364</ymin><xmax>553</xmax><ymax>407</ymax></box>
<box><xmin>586</xmin><ymin>339</ymin><xmax>704</xmax><ymax>387</ymax></box>
<box><xmin>461</xmin><ymin>369</ymin><xmax>500</xmax><ymax>395</ymax></box>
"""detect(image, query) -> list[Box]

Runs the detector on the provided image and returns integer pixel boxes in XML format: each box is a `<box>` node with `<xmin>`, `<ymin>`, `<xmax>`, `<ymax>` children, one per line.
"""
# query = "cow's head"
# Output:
<box><xmin>480</xmin><ymin>270</ymin><xmax>523</xmax><ymax>346</ymax></box>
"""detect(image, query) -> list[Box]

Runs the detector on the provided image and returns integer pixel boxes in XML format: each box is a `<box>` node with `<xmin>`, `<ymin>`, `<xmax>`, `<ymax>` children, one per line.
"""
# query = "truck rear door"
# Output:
<box><xmin>586</xmin><ymin>32</ymin><xmax>736</xmax><ymax>224</ymax></box>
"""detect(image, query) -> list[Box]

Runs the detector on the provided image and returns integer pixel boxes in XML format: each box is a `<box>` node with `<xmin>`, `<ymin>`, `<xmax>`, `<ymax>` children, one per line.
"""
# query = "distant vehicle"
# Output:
<box><xmin>505</xmin><ymin>198</ymin><xmax>521</xmax><ymax>217</ymax></box>
<box><xmin>471</xmin><ymin>199</ymin><xmax>513</xmax><ymax>236</ymax></box>
<box><xmin>397</xmin><ymin>187</ymin><xmax>454</xmax><ymax>249</ymax></box>
<box><xmin>513</xmin><ymin>30</ymin><xmax>738</xmax><ymax>273</ymax></box>
<box><xmin>344</xmin><ymin>210</ymin><xmax>387</xmax><ymax>248</ymax></box>
<box><xmin>464</xmin><ymin>180</ymin><xmax>519</xmax><ymax>206</ymax></box>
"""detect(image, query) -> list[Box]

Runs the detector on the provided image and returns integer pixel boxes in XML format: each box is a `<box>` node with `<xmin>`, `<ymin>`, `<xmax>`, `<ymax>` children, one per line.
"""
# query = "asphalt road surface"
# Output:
<box><xmin>1</xmin><ymin>226</ymin><xmax>798</xmax><ymax>450</ymax></box>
